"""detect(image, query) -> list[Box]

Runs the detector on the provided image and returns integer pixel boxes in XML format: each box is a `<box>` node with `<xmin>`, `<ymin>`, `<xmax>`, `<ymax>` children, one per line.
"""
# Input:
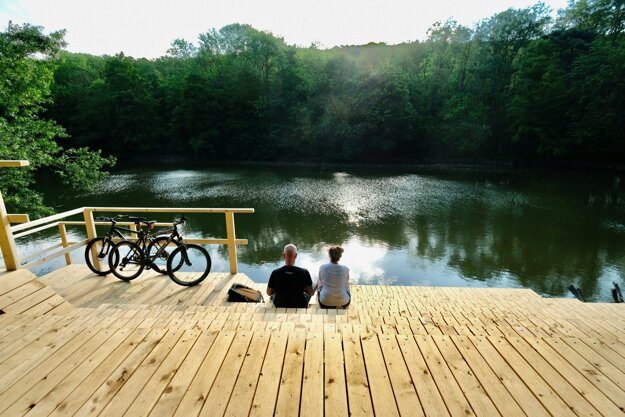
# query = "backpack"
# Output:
<box><xmin>228</xmin><ymin>283</ymin><xmax>264</xmax><ymax>303</ymax></box>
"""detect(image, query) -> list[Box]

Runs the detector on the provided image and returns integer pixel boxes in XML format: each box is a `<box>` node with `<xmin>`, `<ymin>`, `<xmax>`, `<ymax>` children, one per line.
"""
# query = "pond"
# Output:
<box><xmin>18</xmin><ymin>164</ymin><xmax>625</xmax><ymax>301</ymax></box>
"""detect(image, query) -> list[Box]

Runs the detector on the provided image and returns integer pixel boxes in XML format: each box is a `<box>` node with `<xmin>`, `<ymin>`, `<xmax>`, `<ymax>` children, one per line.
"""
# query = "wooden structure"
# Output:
<box><xmin>1</xmin><ymin>160</ymin><xmax>253</xmax><ymax>274</ymax></box>
<box><xmin>0</xmin><ymin>264</ymin><xmax>624</xmax><ymax>417</ymax></box>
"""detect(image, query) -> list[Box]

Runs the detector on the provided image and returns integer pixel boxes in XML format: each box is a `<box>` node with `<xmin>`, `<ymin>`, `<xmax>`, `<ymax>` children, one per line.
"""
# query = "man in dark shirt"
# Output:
<box><xmin>267</xmin><ymin>244</ymin><xmax>314</xmax><ymax>308</ymax></box>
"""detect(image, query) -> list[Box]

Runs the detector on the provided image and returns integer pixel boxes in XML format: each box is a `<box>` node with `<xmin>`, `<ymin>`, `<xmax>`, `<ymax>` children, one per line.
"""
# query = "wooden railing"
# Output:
<box><xmin>0</xmin><ymin>161</ymin><xmax>253</xmax><ymax>274</ymax></box>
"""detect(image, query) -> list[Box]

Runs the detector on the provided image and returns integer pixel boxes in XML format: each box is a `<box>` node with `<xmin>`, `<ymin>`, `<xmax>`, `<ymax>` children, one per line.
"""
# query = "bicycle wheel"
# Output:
<box><xmin>166</xmin><ymin>244</ymin><xmax>211</xmax><ymax>286</ymax></box>
<box><xmin>147</xmin><ymin>236</ymin><xmax>181</xmax><ymax>274</ymax></box>
<box><xmin>85</xmin><ymin>237</ymin><xmax>117</xmax><ymax>275</ymax></box>
<box><xmin>109</xmin><ymin>241</ymin><xmax>145</xmax><ymax>281</ymax></box>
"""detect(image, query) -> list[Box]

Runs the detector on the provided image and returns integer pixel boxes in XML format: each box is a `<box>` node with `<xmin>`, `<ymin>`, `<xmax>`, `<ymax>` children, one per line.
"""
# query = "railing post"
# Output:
<box><xmin>83</xmin><ymin>208</ymin><xmax>100</xmax><ymax>270</ymax></box>
<box><xmin>225</xmin><ymin>210</ymin><xmax>238</xmax><ymax>274</ymax></box>
<box><xmin>58</xmin><ymin>223</ymin><xmax>71</xmax><ymax>265</ymax></box>
<box><xmin>0</xmin><ymin>191</ymin><xmax>20</xmax><ymax>270</ymax></box>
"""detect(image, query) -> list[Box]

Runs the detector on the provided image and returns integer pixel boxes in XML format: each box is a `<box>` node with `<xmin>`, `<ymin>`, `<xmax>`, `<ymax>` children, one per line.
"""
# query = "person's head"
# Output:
<box><xmin>282</xmin><ymin>243</ymin><xmax>298</xmax><ymax>266</ymax></box>
<box><xmin>328</xmin><ymin>246</ymin><xmax>344</xmax><ymax>264</ymax></box>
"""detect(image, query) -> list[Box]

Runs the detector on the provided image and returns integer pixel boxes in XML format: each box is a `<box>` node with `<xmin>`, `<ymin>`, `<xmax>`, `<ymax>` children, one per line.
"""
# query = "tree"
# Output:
<box><xmin>0</xmin><ymin>23</ymin><xmax>115</xmax><ymax>217</ymax></box>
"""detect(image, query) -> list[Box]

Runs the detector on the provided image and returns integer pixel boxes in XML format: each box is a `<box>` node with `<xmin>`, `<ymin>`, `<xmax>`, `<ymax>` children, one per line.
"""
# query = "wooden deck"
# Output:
<box><xmin>1</xmin><ymin>264</ymin><xmax>624</xmax><ymax>417</ymax></box>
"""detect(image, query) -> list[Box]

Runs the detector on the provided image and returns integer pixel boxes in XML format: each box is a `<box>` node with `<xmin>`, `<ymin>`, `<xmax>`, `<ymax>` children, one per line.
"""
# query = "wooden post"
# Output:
<box><xmin>225</xmin><ymin>211</ymin><xmax>238</xmax><ymax>274</ymax></box>
<box><xmin>83</xmin><ymin>208</ymin><xmax>100</xmax><ymax>270</ymax></box>
<box><xmin>58</xmin><ymin>223</ymin><xmax>71</xmax><ymax>265</ymax></box>
<box><xmin>0</xmin><ymin>160</ymin><xmax>29</xmax><ymax>271</ymax></box>
<box><xmin>0</xmin><ymin>191</ymin><xmax>20</xmax><ymax>270</ymax></box>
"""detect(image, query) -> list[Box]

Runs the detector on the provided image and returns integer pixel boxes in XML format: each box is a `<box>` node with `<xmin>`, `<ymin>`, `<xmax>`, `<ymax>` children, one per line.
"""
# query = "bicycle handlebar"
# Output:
<box><xmin>94</xmin><ymin>215</ymin><xmax>128</xmax><ymax>222</ymax></box>
<box><xmin>92</xmin><ymin>215</ymin><xmax>187</xmax><ymax>226</ymax></box>
<box><xmin>174</xmin><ymin>216</ymin><xmax>188</xmax><ymax>225</ymax></box>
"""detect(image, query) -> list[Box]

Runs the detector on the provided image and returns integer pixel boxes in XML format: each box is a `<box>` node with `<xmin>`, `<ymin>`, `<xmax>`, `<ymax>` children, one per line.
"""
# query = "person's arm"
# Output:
<box><xmin>267</xmin><ymin>272</ymin><xmax>275</xmax><ymax>296</ymax></box>
<box><xmin>316</xmin><ymin>267</ymin><xmax>322</xmax><ymax>293</ymax></box>
<box><xmin>304</xmin><ymin>270</ymin><xmax>314</xmax><ymax>296</ymax></box>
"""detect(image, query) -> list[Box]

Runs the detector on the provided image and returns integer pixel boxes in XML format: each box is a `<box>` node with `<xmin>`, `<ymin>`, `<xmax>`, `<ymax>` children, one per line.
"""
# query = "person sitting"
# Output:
<box><xmin>267</xmin><ymin>244</ymin><xmax>314</xmax><ymax>308</ymax></box>
<box><xmin>317</xmin><ymin>246</ymin><xmax>351</xmax><ymax>309</ymax></box>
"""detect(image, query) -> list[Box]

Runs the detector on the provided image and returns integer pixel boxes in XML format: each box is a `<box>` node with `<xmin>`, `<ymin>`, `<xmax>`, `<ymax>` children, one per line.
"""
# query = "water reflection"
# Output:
<box><xmin>22</xmin><ymin>165</ymin><xmax>625</xmax><ymax>301</ymax></box>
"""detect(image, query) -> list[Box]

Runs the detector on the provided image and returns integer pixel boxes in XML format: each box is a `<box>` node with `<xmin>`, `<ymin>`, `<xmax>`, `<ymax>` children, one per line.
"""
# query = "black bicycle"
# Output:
<box><xmin>108</xmin><ymin>216</ymin><xmax>211</xmax><ymax>286</ymax></box>
<box><xmin>84</xmin><ymin>215</ymin><xmax>179</xmax><ymax>275</ymax></box>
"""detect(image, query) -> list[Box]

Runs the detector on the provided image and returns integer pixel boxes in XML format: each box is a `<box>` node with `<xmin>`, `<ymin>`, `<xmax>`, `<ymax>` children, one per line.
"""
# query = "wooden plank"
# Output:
<box><xmin>528</xmin><ymin>336</ymin><xmax>625</xmax><ymax>416</ymax></box>
<box><xmin>23</xmin><ymin>328</ymin><xmax>145</xmax><ymax>417</ymax></box>
<box><xmin>450</xmin><ymin>335</ymin><xmax>530</xmax><ymax>417</ymax></box>
<box><xmin>43</xmin><ymin>328</ymin><xmax>151</xmax><ymax>417</ymax></box>
<box><xmin>568</xmin><ymin>337</ymin><xmax>625</xmax><ymax>385</ymax></box>
<box><xmin>0</xmin><ymin>271</ymin><xmax>35</xmax><ymax>296</ymax></box>
<box><xmin>147</xmin><ymin>330</ymin><xmax>219</xmax><ymax>417</ymax></box>
<box><xmin>0</xmin><ymin>279</ymin><xmax>45</xmax><ymax>308</ymax></box>
<box><xmin>378</xmin><ymin>333</ymin><xmax>424</xmax><ymax>417</ymax></box>
<box><xmin>342</xmin><ymin>333</ymin><xmax>375</xmax><ymax>417</ymax></box>
<box><xmin>360</xmin><ymin>333</ymin><xmax>400</xmax><ymax>417</ymax></box>
<box><xmin>395</xmin><ymin>334</ymin><xmax>450</xmax><ymax>417</ymax></box>
<box><xmin>431</xmin><ymin>335</ymin><xmax>501</xmax><ymax>417</ymax></box>
<box><xmin>73</xmin><ymin>329</ymin><xmax>168</xmax><ymax>417</ymax></box>
<box><xmin>300</xmin><ymin>333</ymin><xmax>324</xmax><ymax>417</ymax></box>
<box><xmin>172</xmin><ymin>331</ymin><xmax>236</xmax><ymax>417</ymax></box>
<box><xmin>97</xmin><ymin>328</ymin><xmax>185</xmax><ymax>416</ymax></box>
<box><xmin>223</xmin><ymin>332</ymin><xmax>271</xmax><ymax>417</ymax></box>
<box><xmin>0</xmin><ymin>314</ymin><xmax>64</xmax><ymax>359</ymax></box>
<box><xmin>414</xmin><ymin>335</ymin><xmax>476</xmax><ymax>417</ymax></box>
<box><xmin>0</xmin><ymin>327</ymin><xmax>98</xmax><ymax>413</ymax></box>
<box><xmin>274</xmin><ymin>332</ymin><xmax>306</xmax><ymax>417</ymax></box>
<box><xmin>196</xmin><ymin>331</ymin><xmax>254</xmax><ymax>417</ymax></box>
<box><xmin>485</xmin><ymin>336</ymin><xmax>580</xmax><ymax>417</ymax></box>
<box><xmin>123</xmin><ymin>329</ymin><xmax>202</xmax><ymax>416</ymax></box>
<box><xmin>1</xmin><ymin>327</ymin><xmax>118</xmax><ymax>417</ymax></box>
<box><xmin>324</xmin><ymin>333</ymin><xmax>348</xmax><ymax>417</ymax></box>
<box><xmin>249</xmin><ymin>332</ymin><xmax>289</xmax><ymax>417</ymax></box>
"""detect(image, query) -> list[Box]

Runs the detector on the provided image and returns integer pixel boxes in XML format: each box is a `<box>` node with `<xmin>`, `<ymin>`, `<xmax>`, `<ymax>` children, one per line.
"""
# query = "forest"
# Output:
<box><xmin>44</xmin><ymin>0</ymin><xmax>625</xmax><ymax>166</ymax></box>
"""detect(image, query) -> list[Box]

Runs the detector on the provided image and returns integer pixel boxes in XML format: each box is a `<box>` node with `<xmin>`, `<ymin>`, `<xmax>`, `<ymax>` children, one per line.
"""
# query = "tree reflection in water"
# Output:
<box><xmin>35</xmin><ymin>165</ymin><xmax>625</xmax><ymax>301</ymax></box>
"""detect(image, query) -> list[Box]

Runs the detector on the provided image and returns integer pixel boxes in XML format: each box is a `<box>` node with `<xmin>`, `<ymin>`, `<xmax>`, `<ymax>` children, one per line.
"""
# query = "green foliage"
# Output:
<box><xmin>45</xmin><ymin>0</ymin><xmax>625</xmax><ymax>167</ymax></box>
<box><xmin>0</xmin><ymin>23</ymin><xmax>115</xmax><ymax>217</ymax></box>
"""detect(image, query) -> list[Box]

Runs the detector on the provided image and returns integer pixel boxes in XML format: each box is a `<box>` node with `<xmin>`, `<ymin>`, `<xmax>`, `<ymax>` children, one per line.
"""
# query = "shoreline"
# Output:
<box><xmin>114</xmin><ymin>154</ymin><xmax>625</xmax><ymax>174</ymax></box>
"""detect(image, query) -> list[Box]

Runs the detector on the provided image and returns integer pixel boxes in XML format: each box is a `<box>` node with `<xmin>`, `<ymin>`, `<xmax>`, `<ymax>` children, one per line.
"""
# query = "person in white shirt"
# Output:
<box><xmin>317</xmin><ymin>246</ymin><xmax>351</xmax><ymax>309</ymax></box>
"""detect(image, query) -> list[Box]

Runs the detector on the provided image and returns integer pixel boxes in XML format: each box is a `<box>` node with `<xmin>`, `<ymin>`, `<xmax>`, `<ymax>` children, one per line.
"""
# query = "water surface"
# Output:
<box><xmin>20</xmin><ymin>165</ymin><xmax>625</xmax><ymax>301</ymax></box>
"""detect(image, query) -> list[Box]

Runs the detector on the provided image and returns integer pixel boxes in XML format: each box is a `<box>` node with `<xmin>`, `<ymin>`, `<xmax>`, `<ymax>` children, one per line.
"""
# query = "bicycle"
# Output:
<box><xmin>84</xmin><ymin>215</ymin><xmax>179</xmax><ymax>275</ymax></box>
<box><xmin>108</xmin><ymin>216</ymin><xmax>211</xmax><ymax>286</ymax></box>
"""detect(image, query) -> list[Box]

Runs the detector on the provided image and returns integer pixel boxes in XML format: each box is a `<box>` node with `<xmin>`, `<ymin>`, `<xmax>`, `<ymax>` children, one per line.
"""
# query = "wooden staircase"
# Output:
<box><xmin>0</xmin><ymin>264</ymin><xmax>624</xmax><ymax>417</ymax></box>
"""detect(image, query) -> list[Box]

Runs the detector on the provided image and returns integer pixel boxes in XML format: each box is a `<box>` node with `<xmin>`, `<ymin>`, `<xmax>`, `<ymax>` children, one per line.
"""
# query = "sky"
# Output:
<box><xmin>0</xmin><ymin>0</ymin><xmax>569</xmax><ymax>58</ymax></box>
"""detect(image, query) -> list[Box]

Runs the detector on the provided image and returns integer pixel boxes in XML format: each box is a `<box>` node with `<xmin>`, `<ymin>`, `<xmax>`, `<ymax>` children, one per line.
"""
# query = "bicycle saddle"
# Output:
<box><xmin>142</xmin><ymin>220</ymin><xmax>157</xmax><ymax>229</ymax></box>
<box><xmin>128</xmin><ymin>216</ymin><xmax>147</xmax><ymax>222</ymax></box>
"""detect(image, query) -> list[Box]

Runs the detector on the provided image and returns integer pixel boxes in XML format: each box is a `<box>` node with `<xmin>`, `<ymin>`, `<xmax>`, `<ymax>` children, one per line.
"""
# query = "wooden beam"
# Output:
<box><xmin>225</xmin><ymin>211</ymin><xmax>238</xmax><ymax>274</ymax></box>
<box><xmin>6</xmin><ymin>214</ymin><xmax>30</xmax><ymax>224</ymax></box>
<box><xmin>0</xmin><ymin>160</ymin><xmax>30</xmax><ymax>167</ymax></box>
<box><xmin>20</xmin><ymin>239</ymin><xmax>88</xmax><ymax>270</ymax></box>
<box><xmin>0</xmin><ymin>192</ymin><xmax>20</xmax><ymax>270</ymax></box>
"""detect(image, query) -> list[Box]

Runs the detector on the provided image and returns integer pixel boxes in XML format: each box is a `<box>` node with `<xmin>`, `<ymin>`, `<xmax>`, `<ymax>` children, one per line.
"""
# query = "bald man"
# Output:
<box><xmin>267</xmin><ymin>244</ymin><xmax>314</xmax><ymax>308</ymax></box>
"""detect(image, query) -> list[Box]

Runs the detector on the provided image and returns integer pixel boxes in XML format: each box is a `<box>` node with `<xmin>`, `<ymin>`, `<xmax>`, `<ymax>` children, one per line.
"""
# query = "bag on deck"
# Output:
<box><xmin>228</xmin><ymin>283</ymin><xmax>264</xmax><ymax>303</ymax></box>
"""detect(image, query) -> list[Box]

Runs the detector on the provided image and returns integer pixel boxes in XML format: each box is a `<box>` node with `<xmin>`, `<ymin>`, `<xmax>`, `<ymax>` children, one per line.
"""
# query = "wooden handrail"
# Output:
<box><xmin>0</xmin><ymin>160</ymin><xmax>29</xmax><ymax>167</ymax></box>
<box><xmin>11</xmin><ymin>207</ymin><xmax>85</xmax><ymax>233</ymax></box>
<box><xmin>90</xmin><ymin>207</ymin><xmax>255</xmax><ymax>214</ymax></box>
<box><xmin>2</xmin><ymin>205</ymin><xmax>253</xmax><ymax>273</ymax></box>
